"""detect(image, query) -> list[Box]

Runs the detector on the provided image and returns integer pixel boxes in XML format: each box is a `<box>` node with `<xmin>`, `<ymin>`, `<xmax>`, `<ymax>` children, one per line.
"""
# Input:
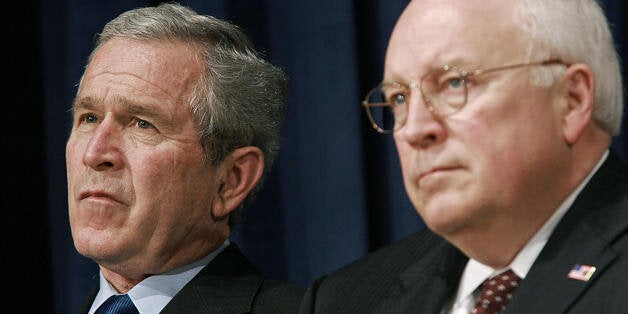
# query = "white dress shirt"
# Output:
<box><xmin>88</xmin><ymin>239</ymin><xmax>229</xmax><ymax>314</ymax></box>
<box><xmin>443</xmin><ymin>151</ymin><xmax>608</xmax><ymax>314</ymax></box>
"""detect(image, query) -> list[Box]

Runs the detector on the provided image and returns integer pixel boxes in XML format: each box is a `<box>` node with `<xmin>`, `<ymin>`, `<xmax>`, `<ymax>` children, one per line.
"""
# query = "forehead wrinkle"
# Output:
<box><xmin>94</xmin><ymin>67</ymin><xmax>183</xmax><ymax>105</ymax></box>
<box><xmin>88</xmin><ymin>39</ymin><xmax>199</xmax><ymax>107</ymax></box>
<box><xmin>386</xmin><ymin>0</ymin><xmax>524</xmax><ymax>86</ymax></box>
<box><xmin>82</xmin><ymin>65</ymin><xmax>191</xmax><ymax>123</ymax></box>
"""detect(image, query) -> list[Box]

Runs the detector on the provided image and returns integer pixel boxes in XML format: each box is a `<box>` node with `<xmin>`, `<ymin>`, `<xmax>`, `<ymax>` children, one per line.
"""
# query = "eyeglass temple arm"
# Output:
<box><xmin>470</xmin><ymin>59</ymin><xmax>571</xmax><ymax>76</ymax></box>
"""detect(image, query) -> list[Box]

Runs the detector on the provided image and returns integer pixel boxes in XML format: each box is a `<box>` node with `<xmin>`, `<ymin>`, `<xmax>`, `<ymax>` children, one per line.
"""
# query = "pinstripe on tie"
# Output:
<box><xmin>95</xmin><ymin>294</ymin><xmax>139</xmax><ymax>314</ymax></box>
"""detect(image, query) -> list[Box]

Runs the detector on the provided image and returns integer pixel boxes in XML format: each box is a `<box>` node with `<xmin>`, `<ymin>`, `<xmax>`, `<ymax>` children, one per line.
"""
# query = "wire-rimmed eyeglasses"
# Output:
<box><xmin>362</xmin><ymin>59</ymin><xmax>570</xmax><ymax>134</ymax></box>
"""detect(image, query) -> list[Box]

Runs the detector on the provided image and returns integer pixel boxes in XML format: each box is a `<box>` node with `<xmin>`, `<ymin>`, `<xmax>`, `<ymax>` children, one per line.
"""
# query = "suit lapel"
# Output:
<box><xmin>506</xmin><ymin>152</ymin><xmax>628</xmax><ymax>313</ymax></box>
<box><xmin>161</xmin><ymin>243</ymin><xmax>264</xmax><ymax>314</ymax></box>
<box><xmin>77</xmin><ymin>284</ymin><xmax>99</xmax><ymax>314</ymax></box>
<box><xmin>373</xmin><ymin>235</ymin><xmax>467</xmax><ymax>314</ymax></box>
<box><xmin>506</xmin><ymin>222</ymin><xmax>618</xmax><ymax>313</ymax></box>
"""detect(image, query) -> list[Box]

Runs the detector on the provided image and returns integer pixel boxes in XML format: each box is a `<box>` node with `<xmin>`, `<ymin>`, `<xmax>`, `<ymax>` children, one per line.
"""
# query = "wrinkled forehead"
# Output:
<box><xmin>85</xmin><ymin>37</ymin><xmax>203</xmax><ymax>99</ymax></box>
<box><xmin>384</xmin><ymin>0</ymin><xmax>526</xmax><ymax>81</ymax></box>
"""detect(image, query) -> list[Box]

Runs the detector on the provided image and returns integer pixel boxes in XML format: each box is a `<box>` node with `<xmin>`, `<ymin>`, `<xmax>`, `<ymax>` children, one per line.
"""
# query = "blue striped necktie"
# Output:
<box><xmin>95</xmin><ymin>294</ymin><xmax>139</xmax><ymax>314</ymax></box>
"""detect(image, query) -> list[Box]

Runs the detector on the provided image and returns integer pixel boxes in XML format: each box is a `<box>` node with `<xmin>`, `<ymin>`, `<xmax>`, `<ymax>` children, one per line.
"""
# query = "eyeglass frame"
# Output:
<box><xmin>362</xmin><ymin>59</ymin><xmax>571</xmax><ymax>134</ymax></box>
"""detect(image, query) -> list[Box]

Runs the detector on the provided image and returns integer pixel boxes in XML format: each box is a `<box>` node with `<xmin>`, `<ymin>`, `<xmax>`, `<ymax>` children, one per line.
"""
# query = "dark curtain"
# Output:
<box><xmin>4</xmin><ymin>1</ymin><xmax>624</xmax><ymax>313</ymax></box>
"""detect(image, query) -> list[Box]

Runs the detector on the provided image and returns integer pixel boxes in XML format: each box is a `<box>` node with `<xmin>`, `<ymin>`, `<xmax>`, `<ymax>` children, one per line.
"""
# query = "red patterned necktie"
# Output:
<box><xmin>470</xmin><ymin>269</ymin><xmax>521</xmax><ymax>314</ymax></box>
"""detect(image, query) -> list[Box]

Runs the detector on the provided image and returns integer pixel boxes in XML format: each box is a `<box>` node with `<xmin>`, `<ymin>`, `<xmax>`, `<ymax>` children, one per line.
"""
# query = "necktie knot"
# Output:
<box><xmin>95</xmin><ymin>294</ymin><xmax>139</xmax><ymax>314</ymax></box>
<box><xmin>470</xmin><ymin>269</ymin><xmax>521</xmax><ymax>314</ymax></box>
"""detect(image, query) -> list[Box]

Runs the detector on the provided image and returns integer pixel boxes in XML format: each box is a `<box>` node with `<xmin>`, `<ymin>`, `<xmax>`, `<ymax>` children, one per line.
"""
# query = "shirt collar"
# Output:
<box><xmin>89</xmin><ymin>239</ymin><xmax>230</xmax><ymax>314</ymax></box>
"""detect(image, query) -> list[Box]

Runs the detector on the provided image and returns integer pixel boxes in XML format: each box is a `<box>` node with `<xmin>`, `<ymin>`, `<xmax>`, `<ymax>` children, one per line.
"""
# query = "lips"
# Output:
<box><xmin>418</xmin><ymin>166</ymin><xmax>460</xmax><ymax>181</ymax></box>
<box><xmin>79</xmin><ymin>189</ymin><xmax>125</xmax><ymax>205</ymax></box>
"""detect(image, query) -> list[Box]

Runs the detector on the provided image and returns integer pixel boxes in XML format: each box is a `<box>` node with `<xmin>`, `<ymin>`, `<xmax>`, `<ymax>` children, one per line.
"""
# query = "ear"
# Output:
<box><xmin>559</xmin><ymin>64</ymin><xmax>595</xmax><ymax>145</ymax></box>
<box><xmin>211</xmin><ymin>146</ymin><xmax>264</xmax><ymax>220</ymax></box>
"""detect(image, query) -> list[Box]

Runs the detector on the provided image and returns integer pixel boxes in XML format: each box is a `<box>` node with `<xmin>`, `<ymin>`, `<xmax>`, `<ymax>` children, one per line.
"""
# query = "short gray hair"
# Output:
<box><xmin>514</xmin><ymin>0</ymin><xmax>623</xmax><ymax>135</ymax></box>
<box><xmin>84</xmin><ymin>2</ymin><xmax>288</xmax><ymax>227</ymax></box>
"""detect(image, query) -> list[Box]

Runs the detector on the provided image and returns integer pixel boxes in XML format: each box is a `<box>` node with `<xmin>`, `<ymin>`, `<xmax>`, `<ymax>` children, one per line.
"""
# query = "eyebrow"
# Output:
<box><xmin>70</xmin><ymin>96</ymin><xmax>97</xmax><ymax>115</ymax></box>
<box><xmin>71</xmin><ymin>95</ymin><xmax>176</xmax><ymax>129</ymax></box>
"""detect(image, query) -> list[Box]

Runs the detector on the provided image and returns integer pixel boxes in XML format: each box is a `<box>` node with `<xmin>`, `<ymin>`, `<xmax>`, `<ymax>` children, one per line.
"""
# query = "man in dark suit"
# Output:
<box><xmin>66</xmin><ymin>3</ymin><xmax>303</xmax><ymax>313</ymax></box>
<box><xmin>300</xmin><ymin>0</ymin><xmax>628</xmax><ymax>313</ymax></box>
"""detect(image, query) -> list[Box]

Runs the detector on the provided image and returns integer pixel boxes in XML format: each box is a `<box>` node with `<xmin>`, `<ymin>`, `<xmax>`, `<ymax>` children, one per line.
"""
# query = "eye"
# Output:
<box><xmin>437</xmin><ymin>71</ymin><xmax>468</xmax><ymax>110</ymax></box>
<box><xmin>445</xmin><ymin>77</ymin><xmax>465</xmax><ymax>90</ymax></box>
<box><xmin>381</xmin><ymin>83</ymin><xmax>408</xmax><ymax>106</ymax></box>
<box><xmin>390</xmin><ymin>93</ymin><xmax>406</xmax><ymax>106</ymax></box>
<box><xmin>433</xmin><ymin>71</ymin><xmax>468</xmax><ymax>105</ymax></box>
<box><xmin>79</xmin><ymin>113</ymin><xmax>99</xmax><ymax>124</ymax></box>
<box><xmin>135</xmin><ymin>118</ymin><xmax>154</xmax><ymax>129</ymax></box>
<box><xmin>437</xmin><ymin>73</ymin><xmax>466</xmax><ymax>92</ymax></box>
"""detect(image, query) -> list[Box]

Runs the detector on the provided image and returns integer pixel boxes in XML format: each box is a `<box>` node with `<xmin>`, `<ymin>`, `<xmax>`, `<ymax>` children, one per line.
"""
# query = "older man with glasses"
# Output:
<box><xmin>299</xmin><ymin>0</ymin><xmax>628</xmax><ymax>313</ymax></box>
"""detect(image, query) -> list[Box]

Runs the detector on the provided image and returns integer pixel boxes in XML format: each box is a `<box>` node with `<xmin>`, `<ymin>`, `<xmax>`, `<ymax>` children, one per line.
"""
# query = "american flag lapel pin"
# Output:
<box><xmin>567</xmin><ymin>264</ymin><xmax>596</xmax><ymax>282</ymax></box>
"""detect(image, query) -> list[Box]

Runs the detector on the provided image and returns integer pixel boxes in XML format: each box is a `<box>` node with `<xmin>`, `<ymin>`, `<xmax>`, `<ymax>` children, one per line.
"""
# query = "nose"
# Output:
<box><xmin>82</xmin><ymin>116</ymin><xmax>123</xmax><ymax>171</ymax></box>
<box><xmin>396</xmin><ymin>96</ymin><xmax>447</xmax><ymax>148</ymax></box>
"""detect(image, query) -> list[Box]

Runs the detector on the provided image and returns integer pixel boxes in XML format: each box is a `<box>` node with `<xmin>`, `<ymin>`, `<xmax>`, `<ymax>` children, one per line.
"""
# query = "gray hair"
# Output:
<box><xmin>514</xmin><ymin>0</ymin><xmax>623</xmax><ymax>135</ymax></box>
<box><xmin>84</xmin><ymin>2</ymin><xmax>288</xmax><ymax>227</ymax></box>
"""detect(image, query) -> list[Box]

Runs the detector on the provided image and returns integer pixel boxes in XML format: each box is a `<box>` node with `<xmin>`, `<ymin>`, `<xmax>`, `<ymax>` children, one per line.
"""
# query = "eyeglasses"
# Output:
<box><xmin>362</xmin><ymin>59</ymin><xmax>570</xmax><ymax>134</ymax></box>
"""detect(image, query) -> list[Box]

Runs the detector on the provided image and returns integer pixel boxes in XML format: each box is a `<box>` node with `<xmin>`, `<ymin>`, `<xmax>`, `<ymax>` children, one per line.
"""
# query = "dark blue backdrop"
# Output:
<box><xmin>16</xmin><ymin>0</ymin><xmax>625</xmax><ymax>313</ymax></box>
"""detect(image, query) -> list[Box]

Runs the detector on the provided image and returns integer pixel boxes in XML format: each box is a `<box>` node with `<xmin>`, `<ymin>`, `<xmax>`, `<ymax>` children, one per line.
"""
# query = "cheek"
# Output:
<box><xmin>130</xmin><ymin>150</ymin><xmax>212</xmax><ymax>214</ymax></box>
<box><xmin>130</xmin><ymin>153</ymin><xmax>178</xmax><ymax>203</ymax></box>
<box><xmin>394</xmin><ymin>141</ymin><xmax>426</xmax><ymax>212</ymax></box>
<box><xmin>125</xmin><ymin>155</ymin><xmax>189</xmax><ymax>243</ymax></box>
<box><xmin>66</xmin><ymin>136</ymin><xmax>83</xmax><ymax>173</ymax></box>
<box><xmin>131</xmin><ymin>155</ymin><xmax>216</xmax><ymax>251</ymax></box>
<box><xmin>457</xmin><ymin>122</ymin><xmax>546</xmax><ymax>208</ymax></box>
<box><xmin>395</xmin><ymin>142</ymin><xmax>417</xmax><ymax>185</ymax></box>
<box><xmin>66</xmin><ymin>137</ymin><xmax>87</xmax><ymax>209</ymax></box>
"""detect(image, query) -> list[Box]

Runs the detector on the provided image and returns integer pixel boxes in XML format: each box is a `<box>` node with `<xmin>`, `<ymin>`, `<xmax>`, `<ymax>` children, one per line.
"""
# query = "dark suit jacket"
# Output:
<box><xmin>300</xmin><ymin>151</ymin><xmax>628</xmax><ymax>314</ymax></box>
<box><xmin>78</xmin><ymin>243</ymin><xmax>304</xmax><ymax>314</ymax></box>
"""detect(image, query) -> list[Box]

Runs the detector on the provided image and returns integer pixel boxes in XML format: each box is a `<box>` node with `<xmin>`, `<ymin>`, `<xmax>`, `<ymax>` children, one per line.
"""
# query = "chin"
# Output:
<box><xmin>416</xmin><ymin>199</ymin><xmax>474</xmax><ymax>237</ymax></box>
<box><xmin>73</xmin><ymin>226</ymin><xmax>118</xmax><ymax>258</ymax></box>
<box><xmin>426</xmin><ymin>218</ymin><xmax>471</xmax><ymax>239</ymax></box>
